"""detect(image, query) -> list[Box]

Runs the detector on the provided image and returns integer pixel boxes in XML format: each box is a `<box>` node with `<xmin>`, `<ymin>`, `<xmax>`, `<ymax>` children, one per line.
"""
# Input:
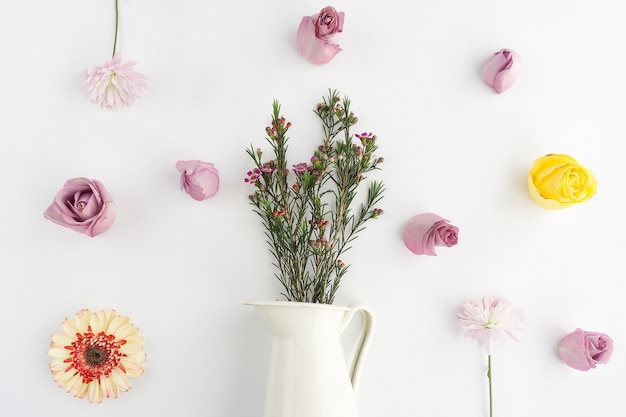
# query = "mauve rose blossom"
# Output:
<box><xmin>482</xmin><ymin>49</ymin><xmax>521</xmax><ymax>94</ymax></box>
<box><xmin>403</xmin><ymin>213</ymin><xmax>458</xmax><ymax>256</ymax></box>
<box><xmin>558</xmin><ymin>328</ymin><xmax>614</xmax><ymax>371</ymax></box>
<box><xmin>44</xmin><ymin>178</ymin><xmax>116</xmax><ymax>237</ymax></box>
<box><xmin>176</xmin><ymin>160</ymin><xmax>220</xmax><ymax>201</ymax></box>
<box><xmin>296</xmin><ymin>6</ymin><xmax>345</xmax><ymax>65</ymax></box>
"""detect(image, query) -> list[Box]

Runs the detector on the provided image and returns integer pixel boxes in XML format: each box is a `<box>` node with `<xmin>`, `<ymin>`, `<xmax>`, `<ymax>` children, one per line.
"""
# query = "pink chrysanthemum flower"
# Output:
<box><xmin>458</xmin><ymin>297</ymin><xmax>523</xmax><ymax>417</ymax></box>
<box><xmin>48</xmin><ymin>309</ymin><xmax>146</xmax><ymax>403</ymax></box>
<box><xmin>457</xmin><ymin>296</ymin><xmax>524</xmax><ymax>354</ymax></box>
<box><xmin>83</xmin><ymin>52</ymin><xmax>148</xmax><ymax>110</ymax></box>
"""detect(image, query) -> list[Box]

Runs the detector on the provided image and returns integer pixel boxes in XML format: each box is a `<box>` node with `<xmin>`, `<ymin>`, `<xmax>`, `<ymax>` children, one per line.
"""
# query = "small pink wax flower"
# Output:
<box><xmin>403</xmin><ymin>213</ymin><xmax>458</xmax><ymax>256</ymax></box>
<box><xmin>296</xmin><ymin>6</ymin><xmax>345</xmax><ymax>65</ymax></box>
<box><xmin>176</xmin><ymin>160</ymin><xmax>220</xmax><ymax>201</ymax></box>
<box><xmin>84</xmin><ymin>52</ymin><xmax>148</xmax><ymax>110</ymax></box>
<box><xmin>558</xmin><ymin>328</ymin><xmax>614</xmax><ymax>371</ymax></box>
<box><xmin>482</xmin><ymin>48</ymin><xmax>521</xmax><ymax>94</ymax></box>
<box><xmin>44</xmin><ymin>178</ymin><xmax>116</xmax><ymax>237</ymax></box>
<box><xmin>292</xmin><ymin>163</ymin><xmax>311</xmax><ymax>173</ymax></box>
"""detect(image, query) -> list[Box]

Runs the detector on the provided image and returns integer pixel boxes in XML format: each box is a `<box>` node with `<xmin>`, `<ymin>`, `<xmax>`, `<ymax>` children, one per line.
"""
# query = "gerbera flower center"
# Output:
<box><xmin>85</xmin><ymin>347</ymin><xmax>106</xmax><ymax>366</ymax></box>
<box><xmin>65</xmin><ymin>326</ymin><xmax>127</xmax><ymax>383</ymax></box>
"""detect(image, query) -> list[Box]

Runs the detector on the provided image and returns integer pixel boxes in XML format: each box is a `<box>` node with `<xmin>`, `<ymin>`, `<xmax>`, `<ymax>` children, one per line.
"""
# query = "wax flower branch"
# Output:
<box><xmin>245</xmin><ymin>90</ymin><xmax>384</xmax><ymax>304</ymax></box>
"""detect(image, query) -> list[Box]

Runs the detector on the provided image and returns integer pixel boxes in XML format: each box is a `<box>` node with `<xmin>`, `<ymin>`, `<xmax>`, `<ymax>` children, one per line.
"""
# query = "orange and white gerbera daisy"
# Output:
<box><xmin>48</xmin><ymin>309</ymin><xmax>146</xmax><ymax>403</ymax></box>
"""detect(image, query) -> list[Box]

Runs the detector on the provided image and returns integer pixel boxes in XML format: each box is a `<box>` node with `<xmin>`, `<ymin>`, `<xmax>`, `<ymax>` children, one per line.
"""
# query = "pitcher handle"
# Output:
<box><xmin>340</xmin><ymin>303</ymin><xmax>375</xmax><ymax>392</ymax></box>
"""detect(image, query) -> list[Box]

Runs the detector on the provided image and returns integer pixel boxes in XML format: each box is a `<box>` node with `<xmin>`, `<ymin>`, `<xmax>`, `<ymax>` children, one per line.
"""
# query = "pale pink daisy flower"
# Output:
<box><xmin>458</xmin><ymin>297</ymin><xmax>523</xmax><ymax>417</ymax></box>
<box><xmin>457</xmin><ymin>296</ymin><xmax>524</xmax><ymax>354</ymax></box>
<box><xmin>83</xmin><ymin>52</ymin><xmax>148</xmax><ymax>110</ymax></box>
<box><xmin>48</xmin><ymin>309</ymin><xmax>146</xmax><ymax>403</ymax></box>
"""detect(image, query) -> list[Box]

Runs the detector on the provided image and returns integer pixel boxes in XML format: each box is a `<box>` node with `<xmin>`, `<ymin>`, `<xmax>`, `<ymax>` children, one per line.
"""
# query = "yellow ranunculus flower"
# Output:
<box><xmin>528</xmin><ymin>154</ymin><xmax>597</xmax><ymax>209</ymax></box>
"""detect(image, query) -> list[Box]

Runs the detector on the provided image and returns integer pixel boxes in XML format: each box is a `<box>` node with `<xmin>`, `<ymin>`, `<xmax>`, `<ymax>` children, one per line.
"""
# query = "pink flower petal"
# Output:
<box><xmin>176</xmin><ymin>160</ymin><xmax>220</xmax><ymax>201</ymax></box>
<box><xmin>558</xmin><ymin>329</ymin><xmax>593</xmax><ymax>371</ymax></box>
<box><xmin>296</xmin><ymin>16</ymin><xmax>342</xmax><ymax>65</ymax></box>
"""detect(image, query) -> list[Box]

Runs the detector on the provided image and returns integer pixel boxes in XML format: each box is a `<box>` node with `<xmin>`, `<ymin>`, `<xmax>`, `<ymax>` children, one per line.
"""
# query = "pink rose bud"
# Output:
<box><xmin>403</xmin><ymin>213</ymin><xmax>459</xmax><ymax>256</ymax></box>
<box><xmin>176</xmin><ymin>160</ymin><xmax>220</xmax><ymax>201</ymax></box>
<box><xmin>43</xmin><ymin>178</ymin><xmax>116</xmax><ymax>237</ymax></box>
<box><xmin>482</xmin><ymin>48</ymin><xmax>521</xmax><ymax>94</ymax></box>
<box><xmin>558</xmin><ymin>328</ymin><xmax>614</xmax><ymax>371</ymax></box>
<box><xmin>296</xmin><ymin>6</ymin><xmax>345</xmax><ymax>65</ymax></box>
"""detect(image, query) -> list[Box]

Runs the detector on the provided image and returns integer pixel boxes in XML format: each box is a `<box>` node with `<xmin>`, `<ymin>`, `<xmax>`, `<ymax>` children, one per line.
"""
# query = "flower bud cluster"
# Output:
<box><xmin>308</xmin><ymin>218</ymin><xmax>329</xmax><ymax>231</ymax></box>
<box><xmin>265</xmin><ymin>117</ymin><xmax>292</xmax><ymax>141</ymax></box>
<box><xmin>272</xmin><ymin>209</ymin><xmax>286</xmax><ymax>217</ymax></box>
<box><xmin>310</xmin><ymin>236</ymin><xmax>331</xmax><ymax>252</ymax></box>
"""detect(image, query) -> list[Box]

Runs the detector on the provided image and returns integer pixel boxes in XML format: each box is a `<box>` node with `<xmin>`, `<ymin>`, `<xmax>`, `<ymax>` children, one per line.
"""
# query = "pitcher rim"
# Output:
<box><xmin>244</xmin><ymin>300</ymin><xmax>351</xmax><ymax>311</ymax></box>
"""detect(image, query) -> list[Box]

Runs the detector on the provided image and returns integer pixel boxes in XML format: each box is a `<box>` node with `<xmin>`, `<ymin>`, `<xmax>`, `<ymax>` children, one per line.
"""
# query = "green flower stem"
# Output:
<box><xmin>487</xmin><ymin>354</ymin><xmax>493</xmax><ymax>417</ymax></box>
<box><xmin>112</xmin><ymin>0</ymin><xmax>119</xmax><ymax>58</ymax></box>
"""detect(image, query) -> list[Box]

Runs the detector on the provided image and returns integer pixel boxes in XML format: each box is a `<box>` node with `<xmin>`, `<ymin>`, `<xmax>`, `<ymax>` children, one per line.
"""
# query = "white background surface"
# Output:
<box><xmin>1</xmin><ymin>0</ymin><xmax>625</xmax><ymax>416</ymax></box>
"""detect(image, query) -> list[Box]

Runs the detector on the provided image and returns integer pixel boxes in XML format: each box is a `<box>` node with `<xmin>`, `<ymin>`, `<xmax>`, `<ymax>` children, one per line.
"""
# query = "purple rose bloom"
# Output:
<box><xmin>176</xmin><ymin>160</ymin><xmax>220</xmax><ymax>201</ymax></box>
<box><xmin>403</xmin><ymin>213</ymin><xmax>459</xmax><ymax>256</ymax></box>
<box><xmin>314</xmin><ymin>6</ymin><xmax>344</xmax><ymax>38</ymax></box>
<box><xmin>558</xmin><ymin>328</ymin><xmax>614</xmax><ymax>371</ymax></box>
<box><xmin>482</xmin><ymin>48</ymin><xmax>521</xmax><ymax>94</ymax></box>
<box><xmin>44</xmin><ymin>178</ymin><xmax>116</xmax><ymax>237</ymax></box>
<box><xmin>296</xmin><ymin>6</ymin><xmax>345</xmax><ymax>65</ymax></box>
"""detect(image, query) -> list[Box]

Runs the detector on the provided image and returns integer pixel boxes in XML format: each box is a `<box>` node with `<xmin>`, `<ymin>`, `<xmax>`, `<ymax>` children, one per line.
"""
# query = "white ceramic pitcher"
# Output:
<box><xmin>248</xmin><ymin>301</ymin><xmax>374</xmax><ymax>417</ymax></box>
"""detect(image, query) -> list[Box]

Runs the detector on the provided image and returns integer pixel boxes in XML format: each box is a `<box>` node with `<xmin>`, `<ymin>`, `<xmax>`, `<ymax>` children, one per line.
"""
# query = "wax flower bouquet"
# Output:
<box><xmin>245</xmin><ymin>90</ymin><xmax>384</xmax><ymax>304</ymax></box>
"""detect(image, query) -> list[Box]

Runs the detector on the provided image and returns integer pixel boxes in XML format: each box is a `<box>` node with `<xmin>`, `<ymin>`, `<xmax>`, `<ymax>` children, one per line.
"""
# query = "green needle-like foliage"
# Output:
<box><xmin>245</xmin><ymin>90</ymin><xmax>384</xmax><ymax>304</ymax></box>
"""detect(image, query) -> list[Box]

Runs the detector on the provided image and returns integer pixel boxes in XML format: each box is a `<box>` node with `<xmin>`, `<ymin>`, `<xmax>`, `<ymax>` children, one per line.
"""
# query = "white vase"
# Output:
<box><xmin>247</xmin><ymin>301</ymin><xmax>374</xmax><ymax>417</ymax></box>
